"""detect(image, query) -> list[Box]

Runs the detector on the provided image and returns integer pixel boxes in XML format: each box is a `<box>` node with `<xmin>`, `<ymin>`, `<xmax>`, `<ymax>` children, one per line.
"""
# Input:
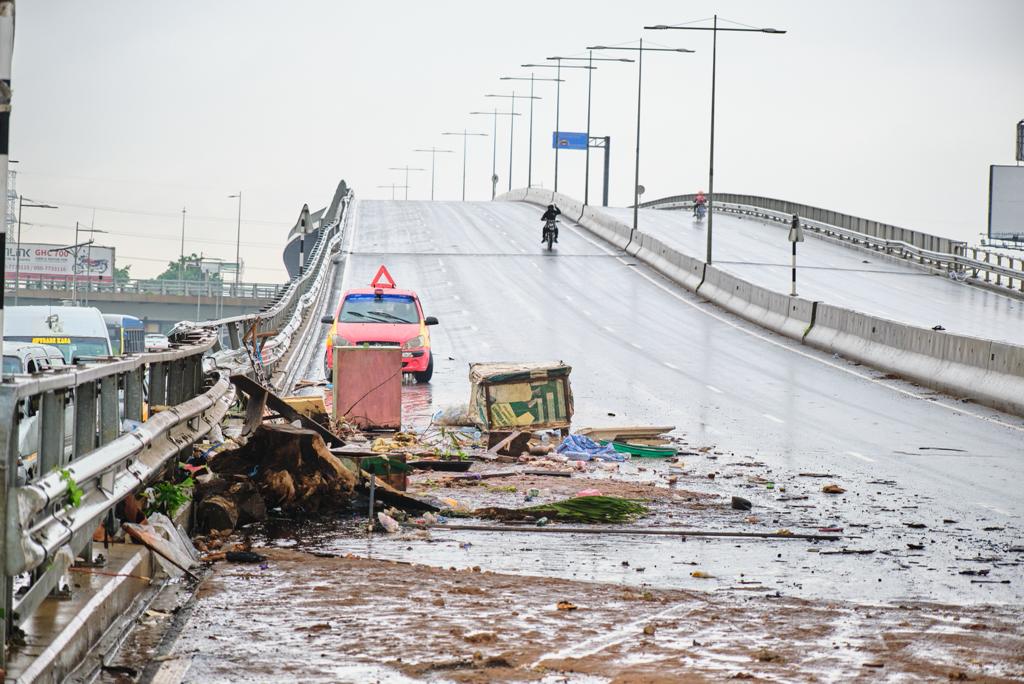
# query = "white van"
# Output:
<box><xmin>4</xmin><ymin>305</ymin><xmax>113</xmax><ymax>363</ymax></box>
<box><xmin>3</xmin><ymin>340</ymin><xmax>68</xmax><ymax>377</ymax></box>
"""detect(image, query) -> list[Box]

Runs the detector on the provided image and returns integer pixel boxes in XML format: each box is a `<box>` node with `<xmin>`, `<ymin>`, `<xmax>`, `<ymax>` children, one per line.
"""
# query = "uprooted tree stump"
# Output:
<box><xmin>209</xmin><ymin>423</ymin><xmax>357</xmax><ymax>515</ymax></box>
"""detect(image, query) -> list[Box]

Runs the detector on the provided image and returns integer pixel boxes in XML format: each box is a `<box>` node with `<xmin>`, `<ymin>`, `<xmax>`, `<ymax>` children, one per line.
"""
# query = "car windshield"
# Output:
<box><xmin>339</xmin><ymin>294</ymin><xmax>419</xmax><ymax>324</ymax></box>
<box><xmin>3</xmin><ymin>356</ymin><xmax>22</xmax><ymax>375</ymax></box>
<box><xmin>6</xmin><ymin>336</ymin><xmax>109</xmax><ymax>363</ymax></box>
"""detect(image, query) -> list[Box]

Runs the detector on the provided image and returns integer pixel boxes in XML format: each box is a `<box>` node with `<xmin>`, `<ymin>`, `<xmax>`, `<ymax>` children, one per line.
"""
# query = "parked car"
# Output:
<box><xmin>2</xmin><ymin>341</ymin><xmax>72</xmax><ymax>485</ymax></box>
<box><xmin>320</xmin><ymin>271</ymin><xmax>438</xmax><ymax>383</ymax></box>
<box><xmin>145</xmin><ymin>333</ymin><xmax>170</xmax><ymax>351</ymax></box>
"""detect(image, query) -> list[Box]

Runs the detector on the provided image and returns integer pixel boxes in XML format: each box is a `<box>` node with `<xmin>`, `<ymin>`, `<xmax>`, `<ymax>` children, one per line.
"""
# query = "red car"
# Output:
<box><xmin>320</xmin><ymin>280</ymin><xmax>438</xmax><ymax>383</ymax></box>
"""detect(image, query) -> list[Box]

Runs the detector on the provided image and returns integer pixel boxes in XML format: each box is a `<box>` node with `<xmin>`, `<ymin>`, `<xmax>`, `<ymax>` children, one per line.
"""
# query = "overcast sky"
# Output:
<box><xmin>9</xmin><ymin>0</ymin><xmax>1023</xmax><ymax>280</ymax></box>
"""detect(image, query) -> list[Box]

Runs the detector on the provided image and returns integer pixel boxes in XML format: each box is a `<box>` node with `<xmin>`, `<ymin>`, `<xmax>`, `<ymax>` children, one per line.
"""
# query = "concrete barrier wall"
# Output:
<box><xmin>497</xmin><ymin>188</ymin><xmax>1024</xmax><ymax>417</ymax></box>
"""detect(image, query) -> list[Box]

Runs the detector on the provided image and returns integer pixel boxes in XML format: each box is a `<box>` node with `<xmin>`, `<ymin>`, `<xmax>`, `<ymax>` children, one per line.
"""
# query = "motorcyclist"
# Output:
<box><xmin>693</xmin><ymin>191</ymin><xmax>707</xmax><ymax>217</ymax></box>
<box><xmin>541</xmin><ymin>204</ymin><xmax>561</xmax><ymax>243</ymax></box>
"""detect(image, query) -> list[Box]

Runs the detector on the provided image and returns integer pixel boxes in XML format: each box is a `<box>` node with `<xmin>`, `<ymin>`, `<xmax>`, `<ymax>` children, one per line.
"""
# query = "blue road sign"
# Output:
<box><xmin>552</xmin><ymin>131</ymin><xmax>588</xmax><ymax>150</ymax></box>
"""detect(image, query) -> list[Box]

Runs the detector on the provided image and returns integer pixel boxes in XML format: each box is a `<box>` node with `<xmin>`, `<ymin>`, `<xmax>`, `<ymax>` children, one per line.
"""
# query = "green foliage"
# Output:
<box><xmin>155</xmin><ymin>253</ymin><xmax>222</xmax><ymax>282</ymax></box>
<box><xmin>477</xmin><ymin>496</ymin><xmax>648</xmax><ymax>524</ymax></box>
<box><xmin>114</xmin><ymin>264</ymin><xmax>132</xmax><ymax>280</ymax></box>
<box><xmin>144</xmin><ymin>477</ymin><xmax>194</xmax><ymax>518</ymax></box>
<box><xmin>59</xmin><ymin>469</ymin><xmax>83</xmax><ymax>508</ymax></box>
<box><xmin>432</xmin><ymin>426</ymin><xmax>469</xmax><ymax>461</ymax></box>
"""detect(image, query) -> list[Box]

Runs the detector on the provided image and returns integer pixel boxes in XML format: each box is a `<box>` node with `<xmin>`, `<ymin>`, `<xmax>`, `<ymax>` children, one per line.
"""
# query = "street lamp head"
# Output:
<box><xmin>647</xmin><ymin>25</ymin><xmax>670</xmax><ymax>30</ymax></box>
<box><xmin>761</xmin><ymin>28</ymin><xmax>786</xmax><ymax>33</ymax></box>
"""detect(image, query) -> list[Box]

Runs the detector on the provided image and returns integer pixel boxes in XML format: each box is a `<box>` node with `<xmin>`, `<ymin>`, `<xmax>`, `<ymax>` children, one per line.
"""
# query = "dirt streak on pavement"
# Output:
<box><xmin>166</xmin><ymin>548</ymin><xmax>1023</xmax><ymax>683</ymax></box>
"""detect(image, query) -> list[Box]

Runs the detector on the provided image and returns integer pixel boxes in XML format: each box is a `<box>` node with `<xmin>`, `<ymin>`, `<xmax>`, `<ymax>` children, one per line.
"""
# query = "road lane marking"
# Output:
<box><xmin>663</xmin><ymin>361</ymin><xmax>679</xmax><ymax>370</ymax></box>
<box><xmin>629</xmin><ymin>342</ymin><xmax>644</xmax><ymax>350</ymax></box>
<box><xmin>706</xmin><ymin>384</ymin><xmax>723</xmax><ymax>394</ymax></box>
<box><xmin>846</xmin><ymin>450</ymin><xmax>875</xmax><ymax>463</ymax></box>
<box><xmin>975</xmin><ymin>503</ymin><xmax>1011</xmax><ymax>517</ymax></box>
<box><xmin>558</xmin><ymin>214</ymin><xmax>1024</xmax><ymax>435</ymax></box>
<box><xmin>763</xmin><ymin>413</ymin><xmax>784</xmax><ymax>424</ymax></box>
<box><xmin>603</xmin><ymin>326</ymin><xmax>616</xmax><ymax>333</ymax></box>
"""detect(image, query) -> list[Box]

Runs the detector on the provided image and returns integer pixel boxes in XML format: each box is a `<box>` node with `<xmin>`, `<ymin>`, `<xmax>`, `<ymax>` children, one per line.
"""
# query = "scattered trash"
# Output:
<box><xmin>556</xmin><ymin>434</ymin><xmax>626</xmax><ymax>462</ymax></box>
<box><xmin>574</xmin><ymin>488</ymin><xmax>603</xmax><ymax>497</ymax></box>
<box><xmin>475</xmin><ymin>496</ymin><xmax>648</xmax><ymax>524</ymax></box>
<box><xmin>556</xmin><ymin>600</ymin><xmax>578</xmax><ymax>611</ymax></box>
<box><xmin>536</xmin><ymin>517</ymin><xmax>550</xmax><ymax>527</ymax></box>
<box><xmin>225</xmin><ymin>551</ymin><xmax>267</xmax><ymax>563</ymax></box>
<box><xmin>377</xmin><ymin>512</ymin><xmax>401</xmax><ymax>534</ymax></box>
<box><xmin>643</xmin><ymin>624</ymin><xmax>656</xmax><ymax>635</ymax></box>
<box><xmin>731</xmin><ymin>496</ymin><xmax>752</xmax><ymax>511</ymax></box>
<box><xmin>691</xmin><ymin>570</ymin><xmax>714</xmax><ymax>578</ymax></box>
<box><xmin>753</xmin><ymin>648</ymin><xmax>783</xmax><ymax>663</ymax></box>
<box><xmin>822</xmin><ymin>484</ymin><xmax>846</xmax><ymax>494</ymax></box>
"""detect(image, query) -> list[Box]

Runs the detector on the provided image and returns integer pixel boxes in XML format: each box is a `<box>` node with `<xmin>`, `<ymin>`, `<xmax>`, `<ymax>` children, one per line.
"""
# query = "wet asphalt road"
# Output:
<box><xmin>299</xmin><ymin>198</ymin><xmax>1023</xmax><ymax>604</ymax></box>
<box><xmin>603</xmin><ymin>206</ymin><xmax>1024</xmax><ymax>344</ymax></box>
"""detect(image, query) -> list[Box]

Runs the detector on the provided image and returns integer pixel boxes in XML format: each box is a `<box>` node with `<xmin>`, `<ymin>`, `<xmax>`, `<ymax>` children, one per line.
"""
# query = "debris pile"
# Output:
<box><xmin>195</xmin><ymin>423</ymin><xmax>357</xmax><ymax>534</ymax></box>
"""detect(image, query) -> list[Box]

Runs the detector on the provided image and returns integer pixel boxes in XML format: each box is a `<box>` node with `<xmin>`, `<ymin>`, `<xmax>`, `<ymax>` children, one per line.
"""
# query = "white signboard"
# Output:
<box><xmin>4</xmin><ymin>242</ymin><xmax>116</xmax><ymax>281</ymax></box>
<box><xmin>989</xmin><ymin>165</ymin><xmax>1024</xmax><ymax>242</ymax></box>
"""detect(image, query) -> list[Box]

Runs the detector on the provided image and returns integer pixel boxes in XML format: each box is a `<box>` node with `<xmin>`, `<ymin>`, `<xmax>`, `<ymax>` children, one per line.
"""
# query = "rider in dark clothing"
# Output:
<box><xmin>541</xmin><ymin>204</ymin><xmax>561</xmax><ymax>243</ymax></box>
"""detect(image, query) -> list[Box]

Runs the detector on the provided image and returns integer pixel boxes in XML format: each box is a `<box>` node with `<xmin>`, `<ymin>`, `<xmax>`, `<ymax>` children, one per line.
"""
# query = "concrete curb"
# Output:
<box><xmin>497</xmin><ymin>188</ymin><xmax>1024</xmax><ymax>417</ymax></box>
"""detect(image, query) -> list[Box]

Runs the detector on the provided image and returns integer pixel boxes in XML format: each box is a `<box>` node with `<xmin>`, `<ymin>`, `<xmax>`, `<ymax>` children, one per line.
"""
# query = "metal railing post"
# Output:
<box><xmin>39</xmin><ymin>390</ymin><xmax>67</xmax><ymax>474</ymax></box>
<box><xmin>125</xmin><ymin>368</ymin><xmax>144</xmax><ymax>423</ymax></box>
<box><xmin>150</xmin><ymin>362</ymin><xmax>167</xmax><ymax>408</ymax></box>
<box><xmin>74</xmin><ymin>381</ymin><xmax>98</xmax><ymax>459</ymax></box>
<box><xmin>0</xmin><ymin>387</ymin><xmax>20</xmax><ymax>669</ymax></box>
<box><xmin>99</xmin><ymin>375</ymin><xmax>119</xmax><ymax>445</ymax></box>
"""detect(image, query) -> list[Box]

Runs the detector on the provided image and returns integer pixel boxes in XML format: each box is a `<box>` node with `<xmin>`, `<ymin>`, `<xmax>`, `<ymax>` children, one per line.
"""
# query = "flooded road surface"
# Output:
<box><xmin>166</xmin><ymin>549</ymin><xmax>1023</xmax><ymax>683</ymax></box>
<box><xmin>141</xmin><ymin>200</ymin><xmax>1024</xmax><ymax>682</ymax></box>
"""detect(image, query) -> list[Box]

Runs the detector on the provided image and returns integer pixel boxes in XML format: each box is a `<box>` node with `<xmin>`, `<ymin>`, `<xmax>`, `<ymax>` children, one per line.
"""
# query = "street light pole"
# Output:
<box><xmin>521</xmin><ymin>63</ymin><xmax>595</xmax><ymax>193</ymax></box>
<box><xmin>14</xmin><ymin>196</ymin><xmax>58</xmax><ymax>304</ymax></box>
<box><xmin>587</xmin><ymin>43</ymin><xmax>693</xmax><ymax>235</ymax></box>
<box><xmin>500</xmin><ymin>74</ymin><xmax>561</xmax><ymax>188</ymax></box>
<box><xmin>543</xmin><ymin>56</ymin><xmax>633</xmax><ymax>204</ymax></box>
<box><xmin>388</xmin><ymin>166</ymin><xmax>426</xmax><ymax>200</ymax></box>
<box><xmin>377</xmin><ymin>184</ymin><xmax>409</xmax><ymax>200</ymax></box>
<box><xmin>470</xmin><ymin>109</ymin><xmax>520</xmax><ymax>199</ymax></box>
<box><xmin>179</xmin><ymin>207</ymin><xmax>186</xmax><ymax>282</ymax></box>
<box><xmin>646</xmin><ymin>17</ymin><xmax>786</xmax><ymax>265</ymax></box>
<box><xmin>442</xmin><ymin>130</ymin><xmax>488</xmax><ymax>201</ymax></box>
<box><xmin>485</xmin><ymin>92</ymin><xmax>541</xmax><ymax>192</ymax></box>
<box><xmin>414</xmin><ymin>147</ymin><xmax>454</xmax><ymax>200</ymax></box>
<box><xmin>228</xmin><ymin>192</ymin><xmax>242</xmax><ymax>285</ymax></box>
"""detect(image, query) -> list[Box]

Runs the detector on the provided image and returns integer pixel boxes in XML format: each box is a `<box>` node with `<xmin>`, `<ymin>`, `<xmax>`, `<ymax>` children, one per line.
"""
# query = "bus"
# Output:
<box><xmin>103</xmin><ymin>314</ymin><xmax>146</xmax><ymax>355</ymax></box>
<box><xmin>3</xmin><ymin>305</ymin><xmax>113</xmax><ymax>363</ymax></box>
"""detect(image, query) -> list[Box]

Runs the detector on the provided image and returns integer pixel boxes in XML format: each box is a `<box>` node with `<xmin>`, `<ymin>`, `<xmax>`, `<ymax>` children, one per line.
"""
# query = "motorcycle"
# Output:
<box><xmin>542</xmin><ymin>219</ymin><xmax>558</xmax><ymax>251</ymax></box>
<box><xmin>693</xmin><ymin>203</ymin><xmax>707</xmax><ymax>222</ymax></box>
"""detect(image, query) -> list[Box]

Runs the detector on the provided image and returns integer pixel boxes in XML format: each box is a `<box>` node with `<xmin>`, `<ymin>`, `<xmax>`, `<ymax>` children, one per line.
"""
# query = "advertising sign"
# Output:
<box><xmin>4</xmin><ymin>242</ymin><xmax>116</xmax><ymax>281</ymax></box>
<box><xmin>552</xmin><ymin>131</ymin><xmax>589</xmax><ymax>150</ymax></box>
<box><xmin>988</xmin><ymin>165</ymin><xmax>1024</xmax><ymax>243</ymax></box>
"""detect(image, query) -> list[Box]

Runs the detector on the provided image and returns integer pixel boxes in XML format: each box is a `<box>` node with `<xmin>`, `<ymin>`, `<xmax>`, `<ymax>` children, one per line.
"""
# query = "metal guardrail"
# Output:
<box><xmin>5</xmin><ymin>277</ymin><xmax>287</xmax><ymax>299</ymax></box>
<box><xmin>645</xmin><ymin>197</ymin><xmax>1024</xmax><ymax>294</ymax></box>
<box><xmin>0</xmin><ymin>190</ymin><xmax>353</xmax><ymax>666</ymax></box>
<box><xmin>640</xmin><ymin>192</ymin><xmax>967</xmax><ymax>256</ymax></box>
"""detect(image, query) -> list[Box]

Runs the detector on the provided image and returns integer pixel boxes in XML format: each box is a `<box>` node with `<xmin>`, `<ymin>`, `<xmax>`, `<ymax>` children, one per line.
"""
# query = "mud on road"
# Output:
<box><xmin>157</xmin><ymin>548</ymin><xmax>1022</xmax><ymax>683</ymax></box>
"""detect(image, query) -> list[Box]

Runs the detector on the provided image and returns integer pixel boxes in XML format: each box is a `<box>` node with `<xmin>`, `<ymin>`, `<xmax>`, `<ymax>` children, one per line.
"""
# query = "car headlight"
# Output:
<box><xmin>402</xmin><ymin>335</ymin><xmax>424</xmax><ymax>350</ymax></box>
<box><xmin>332</xmin><ymin>335</ymin><xmax>351</xmax><ymax>347</ymax></box>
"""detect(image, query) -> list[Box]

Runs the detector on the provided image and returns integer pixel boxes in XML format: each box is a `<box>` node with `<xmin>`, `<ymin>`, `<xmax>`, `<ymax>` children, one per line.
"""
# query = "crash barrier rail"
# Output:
<box><xmin>0</xmin><ymin>189</ymin><xmax>353</xmax><ymax>668</ymax></box>
<box><xmin>640</xmin><ymin>196</ymin><xmax>1024</xmax><ymax>294</ymax></box>
<box><xmin>5</xmin><ymin>277</ymin><xmax>288</xmax><ymax>300</ymax></box>
<box><xmin>499</xmin><ymin>188</ymin><xmax>1024</xmax><ymax>417</ymax></box>
<box><xmin>638</xmin><ymin>194</ymin><xmax>1024</xmax><ymax>296</ymax></box>
<box><xmin>639</xmin><ymin>192</ymin><xmax>967</xmax><ymax>256</ymax></box>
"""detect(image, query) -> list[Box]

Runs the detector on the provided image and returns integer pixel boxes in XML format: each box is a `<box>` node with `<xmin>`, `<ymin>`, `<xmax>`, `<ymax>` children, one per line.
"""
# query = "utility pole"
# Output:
<box><xmin>228</xmin><ymin>191</ymin><xmax>242</xmax><ymax>285</ymax></box>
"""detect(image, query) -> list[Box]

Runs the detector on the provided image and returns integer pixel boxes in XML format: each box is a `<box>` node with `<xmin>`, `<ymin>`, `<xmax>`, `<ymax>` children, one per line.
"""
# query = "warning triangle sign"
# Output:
<box><xmin>370</xmin><ymin>265</ymin><xmax>396</xmax><ymax>289</ymax></box>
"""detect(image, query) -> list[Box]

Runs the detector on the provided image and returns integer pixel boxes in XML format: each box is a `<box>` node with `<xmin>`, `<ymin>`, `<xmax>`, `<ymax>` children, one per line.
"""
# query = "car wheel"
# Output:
<box><xmin>413</xmin><ymin>354</ymin><xmax>433</xmax><ymax>384</ymax></box>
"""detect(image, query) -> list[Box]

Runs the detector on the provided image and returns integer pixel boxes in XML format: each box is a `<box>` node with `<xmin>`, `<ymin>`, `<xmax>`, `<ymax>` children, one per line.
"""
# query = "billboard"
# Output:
<box><xmin>5</xmin><ymin>242</ymin><xmax>116</xmax><ymax>281</ymax></box>
<box><xmin>552</xmin><ymin>131</ymin><xmax>588</xmax><ymax>150</ymax></box>
<box><xmin>989</xmin><ymin>165</ymin><xmax>1024</xmax><ymax>242</ymax></box>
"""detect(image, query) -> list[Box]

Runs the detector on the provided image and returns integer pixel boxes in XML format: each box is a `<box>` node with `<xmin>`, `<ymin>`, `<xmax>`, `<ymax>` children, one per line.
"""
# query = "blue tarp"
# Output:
<box><xmin>556</xmin><ymin>434</ymin><xmax>627</xmax><ymax>462</ymax></box>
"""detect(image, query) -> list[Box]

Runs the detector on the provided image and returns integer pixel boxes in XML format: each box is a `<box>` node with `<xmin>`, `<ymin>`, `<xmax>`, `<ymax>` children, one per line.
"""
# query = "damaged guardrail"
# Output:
<box><xmin>0</xmin><ymin>188</ymin><xmax>353</xmax><ymax>667</ymax></box>
<box><xmin>642</xmin><ymin>194</ymin><xmax>1024</xmax><ymax>294</ymax></box>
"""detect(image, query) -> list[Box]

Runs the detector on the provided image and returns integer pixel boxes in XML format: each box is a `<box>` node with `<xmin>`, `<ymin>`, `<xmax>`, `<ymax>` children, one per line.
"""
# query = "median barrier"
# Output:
<box><xmin>497</xmin><ymin>188</ymin><xmax>1024</xmax><ymax>417</ymax></box>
